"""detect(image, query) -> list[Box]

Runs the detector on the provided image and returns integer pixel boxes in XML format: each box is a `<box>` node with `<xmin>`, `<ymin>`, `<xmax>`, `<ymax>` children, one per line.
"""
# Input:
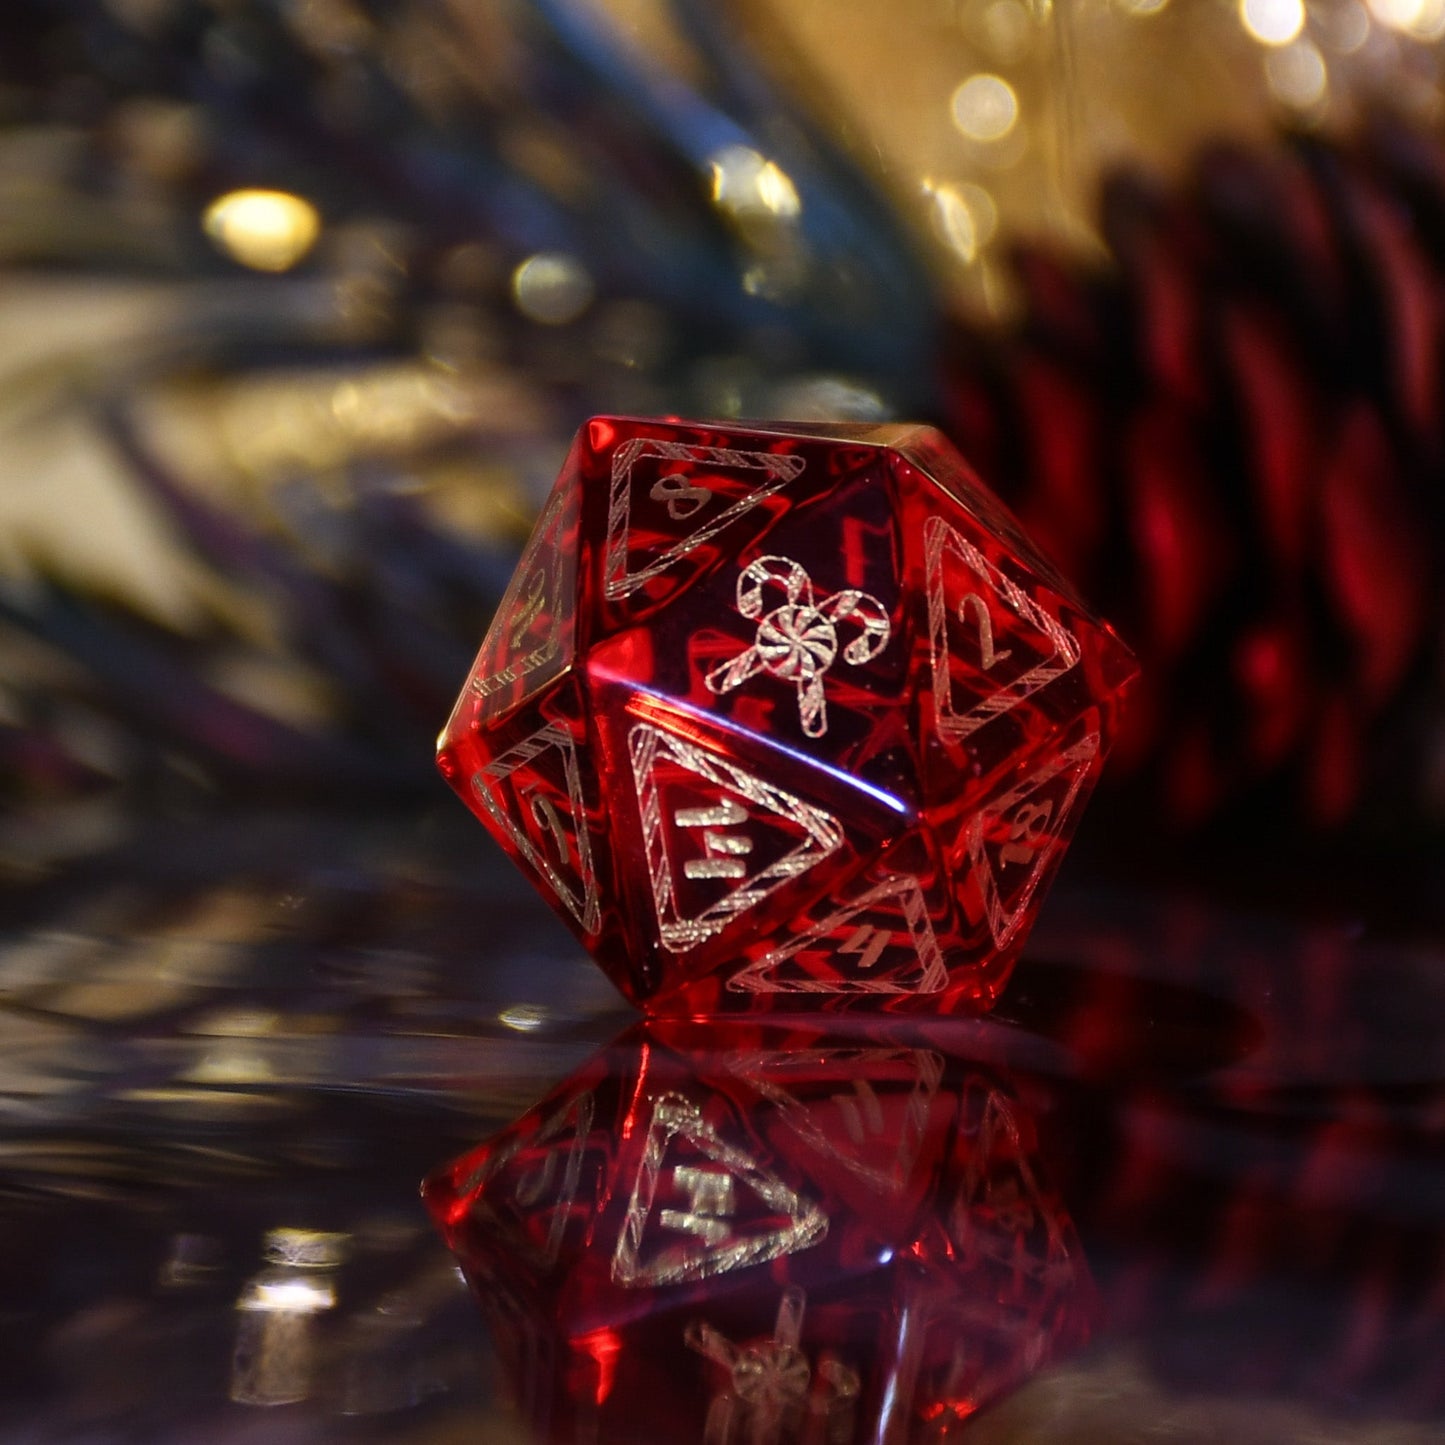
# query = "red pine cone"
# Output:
<box><xmin>941</xmin><ymin>116</ymin><xmax>1443</xmax><ymax>836</ymax></box>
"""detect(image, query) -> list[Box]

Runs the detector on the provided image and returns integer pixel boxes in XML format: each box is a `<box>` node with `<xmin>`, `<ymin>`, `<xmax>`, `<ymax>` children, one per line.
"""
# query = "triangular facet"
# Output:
<box><xmin>728</xmin><ymin>875</ymin><xmax>948</xmax><ymax>996</ymax></box>
<box><xmin>629</xmin><ymin>722</ymin><xmax>842</xmax><ymax>954</ymax></box>
<box><xmin>603</xmin><ymin>436</ymin><xmax>806</xmax><ymax>600</ymax></box>
<box><xmin>966</xmin><ymin>733</ymin><xmax>1098</xmax><ymax>948</ymax></box>
<box><xmin>924</xmin><ymin>515</ymin><xmax>1081</xmax><ymax>743</ymax></box>
<box><xmin>468</xmin><ymin>479</ymin><xmax>578</xmax><ymax>721</ymax></box>
<box><xmin>948</xmin><ymin>1076</ymin><xmax>1078</xmax><ymax>1289</ymax></box>
<box><xmin>611</xmin><ymin>1093</ymin><xmax>827</xmax><ymax>1287</ymax></box>
<box><xmin>455</xmin><ymin>1089</ymin><xmax>599</xmax><ymax>1268</ymax></box>
<box><xmin>473</xmin><ymin>721</ymin><xmax>600</xmax><ymax>934</ymax></box>
<box><xmin>737</xmin><ymin>1047</ymin><xmax>946</xmax><ymax>1196</ymax></box>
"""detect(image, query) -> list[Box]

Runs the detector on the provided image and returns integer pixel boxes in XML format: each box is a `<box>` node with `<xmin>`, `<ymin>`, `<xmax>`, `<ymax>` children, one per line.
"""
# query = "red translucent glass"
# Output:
<box><xmin>423</xmin><ymin>1025</ymin><xmax>1094</xmax><ymax>1444</ymax></box>
<box><xmin>437</xmin><ymin>418</ymin><xmax>1137</xmax><ymax>1014</ymax></box>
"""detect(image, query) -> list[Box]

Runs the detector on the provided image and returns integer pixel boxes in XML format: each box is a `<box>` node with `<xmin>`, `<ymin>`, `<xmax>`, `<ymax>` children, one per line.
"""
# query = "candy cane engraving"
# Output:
<box><xmin>704</xmin><ymin>556</ymin><xmax>891</xmax><ymax>738</ymax></box>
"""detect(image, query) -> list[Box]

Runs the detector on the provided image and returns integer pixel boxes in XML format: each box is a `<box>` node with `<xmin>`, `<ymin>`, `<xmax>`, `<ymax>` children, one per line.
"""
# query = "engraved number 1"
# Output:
<box><xmin>960</xmin><ymin>592</ymin><xmax>1012</xmax><ymax>671</ymax></box>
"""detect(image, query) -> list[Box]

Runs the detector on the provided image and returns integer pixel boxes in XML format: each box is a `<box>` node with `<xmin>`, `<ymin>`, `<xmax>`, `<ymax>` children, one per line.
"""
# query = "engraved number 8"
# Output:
<box><xmin>649</xmin><ymin>472</ymin><xmax>711</xmax><ymax>520</ymax></box>
<box><xmin>999</xmin><ymin>799</ymin><xmax>1053</xmax><ymax>867</ymax></box>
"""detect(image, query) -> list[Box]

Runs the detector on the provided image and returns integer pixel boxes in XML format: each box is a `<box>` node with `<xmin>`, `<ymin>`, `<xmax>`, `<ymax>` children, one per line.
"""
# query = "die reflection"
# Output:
<box><xmin>423</xmin><ymin>1025</ymin><xmax>1093</xmax><ymax>1443</ymax></box>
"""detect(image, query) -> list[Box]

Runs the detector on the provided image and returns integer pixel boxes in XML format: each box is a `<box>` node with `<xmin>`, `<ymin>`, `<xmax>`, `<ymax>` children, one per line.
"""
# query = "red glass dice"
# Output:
<box><xmin>437</xmin><ymin>418</ymin><xmax>1136</xmax><ymax>1013</ymax></box>
<box><xmin>423</xmin><ymin>1025</ymin><xmax>1094</xmax><ymax>1444</ymax></box>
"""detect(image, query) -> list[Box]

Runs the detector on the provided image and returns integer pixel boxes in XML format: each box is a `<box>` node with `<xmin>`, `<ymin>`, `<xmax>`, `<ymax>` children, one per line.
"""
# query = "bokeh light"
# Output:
<box><xmin>1240</xmin><ymin>0</ymin><xmax>1307</xmax><ymax>45</ymax></box>
<box><xmin>203</xmin><ymin>189</ymin><xmax>321</xmax><ymax>272</ymax></box>
<box><xmin>1265</xmin><ymin>37</ymin><xmax>1329</xmax><ymax>108</ymax></box>
<box><xmin>511</xmin><ymin>252</ymin><xmax>594</xmax><ymax>325</ymax></box>
<box><xmin>1368</xmin><ymin>0</ymin><xmax>1445</xmax><ymax>37</ymax></box>
<box><xmin>708</xmin><ymin>145</ymin><xmax>802</xmax><ymax>219</ymax></box>
<box><xmin>927</xmin><ymin>180</ymin><xmax>998</xmax><ymax>263</ymax></box>
<box><xmin>950</xmin><ymin>74</ymin><xmax>1020</xmax><ymax>143</ymax></box>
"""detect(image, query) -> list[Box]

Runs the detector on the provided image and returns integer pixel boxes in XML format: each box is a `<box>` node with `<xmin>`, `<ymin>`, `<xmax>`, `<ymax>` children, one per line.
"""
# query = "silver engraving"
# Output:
<box><xmin>704</xmin><ymin>555</ymin><xmax>891</xmax><ymax>738</ymax></box>
<box><xmin>687</xmin><ymin>1289</ymin><xmax>860</xmax><ymax>1445</ymax></box>
<box><xmin>951</xmin><ymin>1077</ymin><xmax>1075</xmax><ymax>1285</ymax></box>
<box><xmin>659</xmin><ymin>1167</ymin><xmax>736</xmax><ymax>1245</ymax></box>
<box><xmin>471</xmin><ymin>722</ymin><xmax>600</xmax><ymax>934</ymax></box>
<box><xmin>728</xmin><ymin>1049</ymin><xmax>943</xmax><ymax>1196</ymax></box>
<box><xmin>924</xmin><ymin>514</ymin><xmax>1081</xmax><ymax>739</ymax></box>
<box><xmin>677</xmin><ymin>798</ymin><xmax>755</xmax><ymax>880</ymax></box>
<box><xmin>959</xmin><ymin>591</ymin><xmax>1012</xmax><ymax>670</ymax></box>
<box><xmin>728</xmin><ymin>875</ymin><xmax>947</xmax><ymax>995</ymax></box>
<box><xmin>649</xmin><ymin>471</ymin><xmax>712</xmax><ymax>519</ymax></box>
<box><xmin>455</xmin><ymin>1090</ymin><xmax>595</xmax><ymax>1267</ymax></box>
<box><xmin>611</xmin><ymin>1094</ymin><xmax>827</xmax><ymax>1288</ymax></box>
<box><xmin>967</xmin><ymin>731</ymin><xmax>1098</xmax><ymax>948</ymax></box>
<box><xmin>469</xmin><ymin>487</ymin><xmax>570</xmax><ymax>702</ymax></box>
<box><xmin>605</xmin><ymin>438</ymin><xmax>805</xmax><ymax>599</ymax></box>
<box><xmin>629</xmin><ymin>722</ymin><xmax>841</xmax><ymax>953</ymax></box>
<box><xmin>674</xmin><ymin>800</ymin><xmax>748</xmax><ymax>828</ymax></box>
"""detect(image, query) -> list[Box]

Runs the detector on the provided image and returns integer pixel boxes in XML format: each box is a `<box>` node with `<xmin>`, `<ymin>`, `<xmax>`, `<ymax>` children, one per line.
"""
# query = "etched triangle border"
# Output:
<box><xmin>611</xmin><ymin>1092</ymin><xmax>828</xmax><ymax>1288</ymax></box>
<box><xmin>629</xmin><ymin>721</ymin><xmax>843</xmax><ymax>954</ymax></box>
<box><xmin>604</xmin><ymin>437</ymin><xmax>805</xmax><ymax>599</ymax></box>
<box><xmin>728</xmin><ymin>874</ymin><xmax>948</xmax><ymax>996</ymax></box>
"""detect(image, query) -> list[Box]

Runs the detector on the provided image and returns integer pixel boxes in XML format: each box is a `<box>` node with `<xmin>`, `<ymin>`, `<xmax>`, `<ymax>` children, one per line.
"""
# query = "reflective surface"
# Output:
<box><xmin>427</xmin><ymin>1025</ymin><xmax>1094</xmax><ymax>1443</ymax></box>
<box><xmin>2</xmin><ymin>811</ymin><xmax>1441</xmax><ymax>1441</ymax></box>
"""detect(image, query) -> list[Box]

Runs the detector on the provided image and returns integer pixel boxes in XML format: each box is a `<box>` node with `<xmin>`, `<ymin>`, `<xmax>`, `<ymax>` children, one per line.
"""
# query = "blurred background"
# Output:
<box><xmin>0</xmin><ymin>1</ymin><xmax>1442</xmax><ymax>1441</ymax></box>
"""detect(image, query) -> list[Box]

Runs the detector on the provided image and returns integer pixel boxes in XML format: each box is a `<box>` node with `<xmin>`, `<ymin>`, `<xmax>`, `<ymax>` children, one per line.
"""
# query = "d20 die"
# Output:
<box><xmin>437</xmin><ymin>418</ymin><xmax>1136</xmax><ymax>1013</ymax></box>
<box><xmin>422</xmin><ymin>1024</ymin><xmax>1094</xmax><ymax>1444</ymax></box>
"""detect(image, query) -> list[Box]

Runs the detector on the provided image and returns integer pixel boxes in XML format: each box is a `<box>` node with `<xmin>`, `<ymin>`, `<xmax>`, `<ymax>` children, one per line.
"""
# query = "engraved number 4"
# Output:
<box><xmin>960</xmin><ymin>592</ymin><xmax>1012</xmax><ymax>671</ymax></box>
<box><xmin>839</xmin><ymin>923</ymin><xmax>889</xmax><ymax>973</ymax></box>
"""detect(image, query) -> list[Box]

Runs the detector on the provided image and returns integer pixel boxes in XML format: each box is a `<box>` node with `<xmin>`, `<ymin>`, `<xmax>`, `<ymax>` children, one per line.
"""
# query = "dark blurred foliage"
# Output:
<box><xmin>0</xmin><ymin>0</ymin><xmax>1440</xmax><ymax>930</ymax></box>
<box><xmin>0</xmin><ymin>0</ymin><xmax>936</xmax><ymax>851</ymax></box>
<box><xmin>946</xmin><ymin>117</ymin><xmax>1445</xmax><ymax>858</ymax></box>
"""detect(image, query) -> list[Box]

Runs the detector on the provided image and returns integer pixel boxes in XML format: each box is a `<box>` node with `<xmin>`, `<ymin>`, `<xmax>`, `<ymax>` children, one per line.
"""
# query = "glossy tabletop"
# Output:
<box><xmin>1</xmin><ymin>808</ymin><xmax>1441</xmax><ymax>1443</ymax></box>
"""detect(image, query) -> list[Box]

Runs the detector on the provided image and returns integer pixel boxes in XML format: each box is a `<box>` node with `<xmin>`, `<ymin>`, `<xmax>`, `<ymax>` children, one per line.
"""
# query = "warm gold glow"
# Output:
<box><xmin>511</xmin><ymin>252</ymin><xmax>594</xmax><ymax>325</ymax></box>
<box><xmin>1328</xmin><ymin>0</ymin><xmax>1372</xmax><ymax>49</ymax></box>
<box><xmin>926</xmin><ymin>180</ymin><xmax>998</xmax><ymax>263</ymax></box>
<box><xmin>950</xmin><ymin>74</ymin><xmax>1019</xmax><ymax>143</ymax></box>
<box><xmin>1368</xmin><ymin>0</ymin><xmax>1445</xmax><ymax>36</ymax></box>
<box><xmin>708</xmin><ymin>145</ymin><xmax>802</xmax><ymax>219</ymax></box>
<box><xmin>980</xmin><ymin>0</ymin><xmax>1034</xmax><ymax>62</ymax></box>
<box><xmin>1240</xmin><ymin>0</ymin><xmax>1306</xmax><ymax>45</ymax></box>
<box><xmin>1265</xmin><ymin>38</ymin><xmax>1328</xmax><ymax>108</ymax></box>
<box><xmin>499</xmin><ymin>1003</ymin><xmax>549</xmax><ymax>1031</ymax></box>
<box><xmin>203</xmin><ymin>189</ymin><xmax>321</xmax><ymax>272</ymax></box>
<box><xmin>238</xmin><ymin>1278</ymin><xmax>337</xmax><ymax>1314</ymax></box>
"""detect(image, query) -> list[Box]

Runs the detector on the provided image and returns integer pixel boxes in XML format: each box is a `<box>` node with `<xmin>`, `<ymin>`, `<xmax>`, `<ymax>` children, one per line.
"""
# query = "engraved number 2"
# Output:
<box><xmin>509</xmin><ymin>567</ymin><xmax>549</xmax><ymax>648</ymax></box>
<box><xmin>650</xmin><ymin>472</ymin><xmax>712</xmax><ymax>520</ymax></box>
<box><xmin>960</xmin><ymin>592</ymin><xmax>1012</xmax><ymax>671</ymax></box>
<box><xmin>999</xmin><ymin>800</ymin><xmax>1054</xmax><ymax>867</ymax></box>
